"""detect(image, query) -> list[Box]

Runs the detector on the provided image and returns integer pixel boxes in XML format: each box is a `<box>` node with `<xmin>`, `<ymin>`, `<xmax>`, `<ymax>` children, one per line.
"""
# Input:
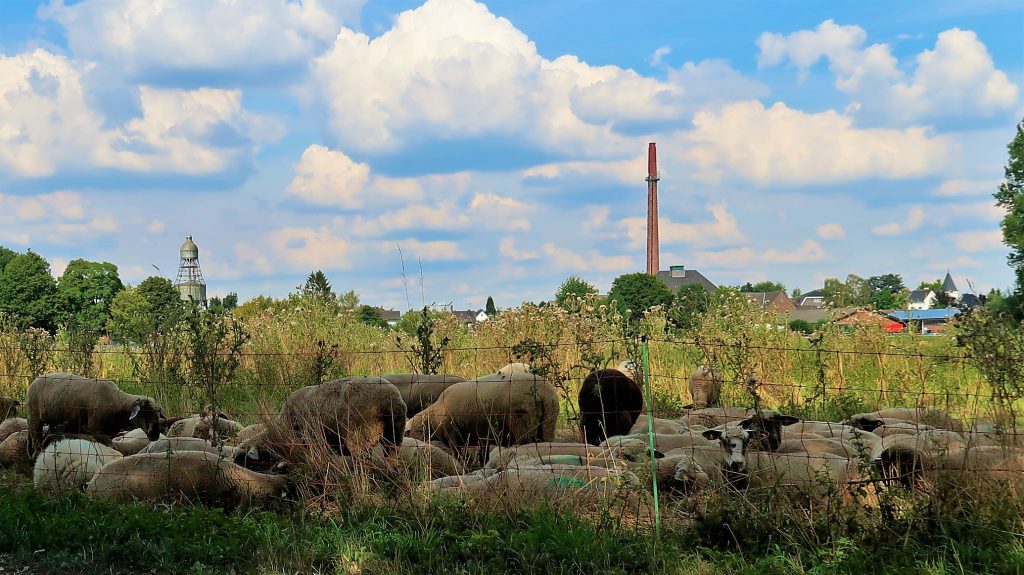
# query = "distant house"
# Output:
<box><xmin>655</xmin><ymin>265</ymin><xmax>717</xmax><ymax>293</ymax></box>
<box><xmin>744</xmin><ymin>291</ymin><xmax>796</xmax><ymax>313</ymax></box>
<box><xmin>958</xmin><ymin>293</ymin><xmax>981</xmax><ymax>309</ymax></box>
<box><xmin>888</xmin><ymin>308</ymin><xmax>961</xmax><ymax>335</ymax></box>
<box><xmin>794</xmin><ymin>289</ymin><xmax>825</xmax><ymax>309</ymax></box>
<box><xmin>942</xmin><ymin>272</ymin><xmax>959</xmax><ymax>300</ymax></box>
<box><xmin>834</xmin><ymin>309</ymin><xmax>905</xmax><ymax>333</ymax></box>
<box><xmin>373</xmin><ymin>308</ymin><xmax>401</xmax><ymax>327</ymax></box>
<box><xmin>451</xmin><ymin>309</ymin><xmax>487</xmax><ymax>329</ymax></box>
<box><xmin>907</xmin><ymin>290</ymin><xmax>937</xmax><ymax>311</ymax></box>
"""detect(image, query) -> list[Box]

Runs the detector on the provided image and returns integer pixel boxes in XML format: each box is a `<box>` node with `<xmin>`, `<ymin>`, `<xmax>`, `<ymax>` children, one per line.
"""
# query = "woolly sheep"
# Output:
<box><xmin>33</xmin><ymin>438</ymin><xmax>122</xmax><ymax>493</ymax></box>
<box><xmin>229</xmin><ymin>423</ymin><xmax>268</xmax><ymax>447</ymax></box>
<box><xmin>714</xmin><ymin>410</ymin><xmax>800</xmax><ymax>452</ymax></box>
<box><xmin>112</xmin><ymin>428</ymin><xmax>166</xmax><ymax>456</ymax></box>
<box><xmin>406</xmin><ymin>370</ymin><xmax>559</xmax><ymax>455</ymax></box>
<box><xmin>0</xmin><ymin>430</ymin><xmax>30</xmax><ymax>468</ymax></box>
<box><xmin>628</xmin><ymin>414</ymin><xmax>686</xmax><ymax>436</ymax></box>
<box><xmin>578</xmin><ymin>368</ymin><xmax>643</xmax><ymax>445</ymax></box>
<box><xmin>380</xmin><ymin>374</ymin><xmax>467</xmax><ymax>417</ymax></box>
<box><xmin>678</xmin><ymin>407</ymin><xmax>753</xmax><ymax>428</ymax></box>
<box><xmin>845</xmin><ymin>407</ymin><xmax>964</xmax><ymax>433</ymax></box>
<box><xmin>167</xmin><ymin>415</ymin><xmax>245</xmax><ymax>443</ymax></box>
<box><xmin>282</xmin><ymin>376</ymin><xmax>407</xmax><ymax>458</ymax></box>
<box><xmin>600</xmin><ymin>432</ymin><xmax>713</xmax><ymax>458</ymax></box>
<box><xmin>86</xmin><ymin>450</ymin><xmax>289</xmax><ymax>507</ymax></box>
<box><xmin>140</xmin><ymin>437</ymin><xmax>240</xmax><ymax>459</ymax></box>
<box><xmin>687</xmin><ymin>365</ymin><xmax>723</xmax><ymax>409</ymax></box>
<box><xmin>486</xmin><ymin>442</ymin><xmax>604</xmax><ymax>470</ymax></box>
<box><xmin>743</xmin><ymin>451</ymin><xmax>871</xmax><ymax>500</ymax></box>
<box><xmin>0</xmin><ymin>417</ymin><xmax>27</xmax><ymax>444</ymax></box>
<box><xmin>26</xmin><ymin>372</ymin><xmax>163</xmax><ymax>456</ymax></box>
<box><xmin>495</xmin><ymin>362</ymin><xmax>532</xmax><ymax>378</ymax></box>
<box><xmin>775</xmin><ymin>438</ymin><xmax>869</xmax><ymax>460</ymax></box>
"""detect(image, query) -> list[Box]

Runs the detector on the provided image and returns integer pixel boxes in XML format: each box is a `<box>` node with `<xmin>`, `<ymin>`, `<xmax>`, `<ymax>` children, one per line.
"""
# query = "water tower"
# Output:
<box><xmin>175</xmin><ymin>235</ymin><xmax>207</xmax><ymax>306</ymax></box>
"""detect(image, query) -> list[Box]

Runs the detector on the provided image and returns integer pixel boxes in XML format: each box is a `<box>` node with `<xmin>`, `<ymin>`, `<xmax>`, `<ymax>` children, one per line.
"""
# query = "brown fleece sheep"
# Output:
<box><xmin>167</xmin><ymin>415</ymin><xmax>245</xmax><ymax>443</ymax></box>
<box><xmin>405</xmin><ymin>370</ymin><xmax>559</xmax><ymax>455</ymax></box>
<box><xmin>26</xmin><ymin>372</ymin><xmax>163</xmax><ymax>456</ymax></box>
<box><xmin>688</xmin><ymin>365</ymin><xmax>723</xmax><ymax>408</ymax></box>
<box><xmin>86</xmin><ymin>450</ymin><xmax>289</xmax><ymax>508</ymax></box>
<box><xmin>282</xmin><ymin>376</ymin><xmax>407</xmax><ymax>458</ymax></box>
<box><xmin>380</xmin><ymin>374</ymin><xmax>467</xmax><ymax>417</ymax></box>
<box><xmin>578</xmin><ymin>368</ymin><xmax>643</xmax><ymax>445</ymax></box>
<box><xmin>0</xmin><ymin>418</ymin><xmax>27</xmax><ymax>443</ymax></box>
<box><xmin>0</xmin><ymin>430</ymin><xmax>30</xmax><ymax>468</ymax></box>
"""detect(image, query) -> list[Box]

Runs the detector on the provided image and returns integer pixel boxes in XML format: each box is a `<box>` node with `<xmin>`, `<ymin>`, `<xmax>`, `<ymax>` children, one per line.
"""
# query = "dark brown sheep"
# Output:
<box><xmin>578</xmin><ymin>368</ymin><xmax>643</xmax><ymax>446</ymax></box>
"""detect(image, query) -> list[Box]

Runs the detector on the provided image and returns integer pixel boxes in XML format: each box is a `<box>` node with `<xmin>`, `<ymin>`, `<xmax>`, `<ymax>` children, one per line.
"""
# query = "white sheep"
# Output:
<box><xmin>112</xmin><ymin>428</ymin><xmax>167</xmax><ymax>456</ymax></box>
<box><xmin>33</xmin><ymin>438</ymin><xmax>123</xmax><ymax>493</ymax></box>
<box><xmin>86</xmin><ymin>450</ymin><xmax>289</xmax><ymax>508</ymax></box>
<box><xmin>687</xmin><ymin>365</ymin><xmax>722</xmax><ymax>409</ymax></box>
<box><xmin>628</xmin><ymin>414</ymin><xmax>687</xmax><ymax>435</ymax></box>
<box><xmin>485</xmin><ymin>442</ymin><xmax>604</xmax><ymax>470</ymax></box>
<box><xmin>167</xmin><ymin>415</ymin><xmax>245</xmax><ymax>443</ymax></box>
<box><xmin>140</xmin><ymin>437</ymin><xmax>241</xmax><ymax>459</ymax></box>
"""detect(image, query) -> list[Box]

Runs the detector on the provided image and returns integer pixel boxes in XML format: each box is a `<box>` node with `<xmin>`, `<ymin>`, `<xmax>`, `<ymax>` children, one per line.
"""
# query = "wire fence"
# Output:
<box><xmin>1</xmin><ymin>335</ymin><xmax>1022</xmax><ymax>532</ymax></box>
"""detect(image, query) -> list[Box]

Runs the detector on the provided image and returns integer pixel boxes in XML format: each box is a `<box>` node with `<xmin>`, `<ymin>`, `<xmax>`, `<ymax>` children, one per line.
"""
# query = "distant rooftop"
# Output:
<box><xmin>888</xmin><ymin>308</ymin><xmax>961</xmax><ymax>321</ymax></box>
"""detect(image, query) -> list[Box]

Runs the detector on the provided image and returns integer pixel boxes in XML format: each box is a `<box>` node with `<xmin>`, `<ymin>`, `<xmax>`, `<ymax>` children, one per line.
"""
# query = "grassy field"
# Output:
<box><xmin>0</xmin><ymin>297</ymin><xmax>1021</xmax><ymax>574</ymax></box>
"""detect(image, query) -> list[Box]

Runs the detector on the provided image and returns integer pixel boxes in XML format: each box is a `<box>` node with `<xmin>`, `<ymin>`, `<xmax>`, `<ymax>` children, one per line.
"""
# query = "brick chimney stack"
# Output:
<box><xmin>646</xmin><ymin>142</ymin><xmax>660</xmax><ymax>275</ymax></box>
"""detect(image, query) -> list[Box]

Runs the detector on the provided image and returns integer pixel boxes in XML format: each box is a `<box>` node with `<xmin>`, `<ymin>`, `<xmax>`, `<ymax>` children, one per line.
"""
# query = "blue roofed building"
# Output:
<box><xmin>887</xmin><ymin>308</ymin><xmax>961</xmax><ymax>335</ymax></box>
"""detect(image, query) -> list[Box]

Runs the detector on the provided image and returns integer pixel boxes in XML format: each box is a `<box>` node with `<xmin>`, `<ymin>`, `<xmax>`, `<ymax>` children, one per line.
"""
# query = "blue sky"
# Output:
<box><xmin>0</xmin><ymin>0</ymin><xmax>1021</xmax><ymax>310</ymax></box>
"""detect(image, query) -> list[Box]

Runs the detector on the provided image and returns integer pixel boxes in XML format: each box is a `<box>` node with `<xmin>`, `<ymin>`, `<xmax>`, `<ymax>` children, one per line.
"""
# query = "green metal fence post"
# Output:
<box><xmin>641</xmin><ymin>336</ymin><xmax>661</xmax><ymax>534</ymax></box>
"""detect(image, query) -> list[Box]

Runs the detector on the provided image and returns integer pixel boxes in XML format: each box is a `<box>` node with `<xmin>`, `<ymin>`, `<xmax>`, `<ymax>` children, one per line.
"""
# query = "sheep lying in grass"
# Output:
<box><xmin>578</xmin><ymin>368</ymin><xmax>643</xmax><ymax>445</ymax></box>
<box><xmin>678</xmin><ymin>407</ymin><xmax>753</xmax><ymax>429</ymax></box>
<box><xmin>167</xmin><ymin>415</ymin><xmax>245</xmax><ymax>443</ymax></box>
<box><xmin>600</xmin><ymin>432</ymin><xmax>713</xmax><ymax>459</ymax></box>
<box><xmin>140</xmin><ymin>437</ymin><xmax>241</xmax><ymax>459</ymax></box>
<box><xmin>112</xmin><ymin>428</ymin><xmax>167</xmax><ymax>456</ymax></box>
<box><xmin>0</xmin><ymin>418</ymin><xmax>27</xmax><ymax>444</ymax></box>
<box><xmin>485</xmin><ymin>442</ymin><xmax>605</xmax><ymax>470</ymax></box>
<box><xmin>688</xmin><ymin>366</ymin><xmax>722</xmax><ymax>409</ymax></box>
<box><xmin>406</xmin><ymin>367</ymin><xmax>559</xmax><ymax>458</ymax></box>
<box><xmin>380</xmin><ymin>374</ymin><xmax>466</xmax><ymax>417</ymax></box>
<box><xmin>283</xmin><ymin>376</ymin><xmax>407</xmax><ymax>458</ymax></box>
<box><xmin>628</xmin><ymin>415</ymin><xmax>687</xmax><ymax>436</ymax></box>
<box><xmin>86</xmin><ymin>450</ymin><xmax>290</xmax><ymax>508</ymax></box>
<box><xmin>33</xmin><ymin>438</ymin><xmax>122</xmax><ymax>493</ymax></box>
<box><xmin>0</xmin><ymin>430</ymin><xmax>30</xmax><ymax>468</ymax></box>
<box><xmin>26</xmin><ymin>372</ymin><xmax>163</xmax><ymax>457</ymax></box>
<box><xmin>845</xmin><ymin>407</ymin><xmax>964</xmax><ymax>433</ymax></box>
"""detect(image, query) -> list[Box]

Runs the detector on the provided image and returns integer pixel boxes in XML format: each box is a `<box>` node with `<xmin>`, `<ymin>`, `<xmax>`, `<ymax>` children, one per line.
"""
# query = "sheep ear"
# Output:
<box><xmin>128</xmin><ymin>401</ymin><xmax>142</xmax><ymax>420</ymax></box>
<box><xmin>702</xmin><ymin>429</ymin><xmax>723</xmax><ymax>440</ymax></box>
<box><xmin>246</xmin><ymin>446</ymin><xmax>261</xmax><ymax>460</ymax></box>
<box><xmin>778</xmin><ymin>416</ymin><xmax>800</xmax><ymax>426</ymax></box>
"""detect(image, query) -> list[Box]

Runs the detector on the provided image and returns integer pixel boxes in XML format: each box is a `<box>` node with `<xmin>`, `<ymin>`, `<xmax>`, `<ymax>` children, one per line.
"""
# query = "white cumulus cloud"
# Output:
<box><xmin>816</xmin><ymin>223</ymin><xmax>846</xmax><ymax>240</ymax></box>
<box><xmin>872</xmin><ymin>206</ymin><xmax>925</xmax><ymax>236</ymax></box>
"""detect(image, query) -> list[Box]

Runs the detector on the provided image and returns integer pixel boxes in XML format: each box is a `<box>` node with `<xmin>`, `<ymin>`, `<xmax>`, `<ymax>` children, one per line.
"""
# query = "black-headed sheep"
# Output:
<box><xmin>578</xmin><ymin>368</ymin><xmax>643</xmax><ymax>445</ymax></box>
<box><xmin>282</xmin><ymin>376</ymin><xmax>406</xmax><ymax>458</ymax></box>
<box><xmin>845</xmin><ymin>407</ymin><xmax>964</xmax><ymax>433</ymax></box>
<box><xmin>406</xmin><ymin>368</ymin><xmax>559</xmax><ymax>459</ymax></box>
<box><xmin>33</xmin><ymin>438</ymin><xmax>123</xmax><ymax>493</ymax></box>
<box><xmin>86</xmin><ymin>450</ymin><xmax>289</xmax><ymax>508</ymax></box>
<box><xmin>380</xmin><ymin>374</ymin><xmax>467</xmax><ymax>417</ymax></box>
<box><xmin>26</xmin><ymin>372</ymin><xmax>163</xmax><ymax>456</ymax></box>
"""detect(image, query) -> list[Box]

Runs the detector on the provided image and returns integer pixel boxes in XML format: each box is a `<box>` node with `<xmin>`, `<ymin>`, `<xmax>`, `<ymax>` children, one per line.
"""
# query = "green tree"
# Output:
<box><xmin>357</xmin><ymin>305</ymin><xmax>389</xmax><ymax>329</ymax></box>
<box><xmin>671</xmin><ymin>283</ymin><xmax>711</xmax><ymax>331</ymax></box>
<box><xmin>109</xmin><ymin>277</ymin><xmax>184</xmax><ymax>344</ymax></box>
<box><xmin>608</xmin><ymin>273</ymin><xmax>674</xmax><ymax>318</ymax></box>
<box><xmin>791</xmin><ymin>287</ymin><xmax>802</xmax><ymax>298</ymax></box>
<box><xmin>108</xmin><ymin>287</ymin><xmax>150</xmax><ymax>344</ymax></box>
<box><xmin>222</xmin><ymin>293</ymin><xmax>238</xmax><ymax>310</ymax></box>
<box><xmin>918</xmin><ymin>279</ymin><xmax>943</xmax><ymax>291</ymax></box>
<box><xmin>396</xmin><ymin>307</ymin><xmax>445</xmax><ymax>336</ymax></box>
<box><xmin>0</xmin><ymin>251</ymin><xmax>58</xmax><ymax>331</ymax></box>
<box><xmin>867</xmin><ymin>273</ymin><xmax>906</xmax><ymax>310</ymax></box>
<box><xmin>232</xmin><ymin>295</ymin><xmax>280</xmax><ymax>322</ymax></box>
<box><xmin>485</xmin><ymin>296</ymin><xmax>497</xmax><ymax>316</ymax></box>
<box><xmin>137</xmin><ymin>276</ymin><xmax>184</xmax><ymax>333</ymax></box>
<box><xmin>788</xmin><ymin>319</ymin><xmax>814</xmax><ymax>334</ymax></box>
<box><xmin>821</xmin><ymin>274</ymin><xmax>871</xmax><ymax>308</ymax></box>
<box><xmin>995</xmin><ymin>120</ymin><xmax>1024</xmax><ymax>293</ymax></box>
<box><xmin>301</xmin><ymin>270</ymin><xmax>335</xmax><ymax>304</ymax></box>
<box><xmin>932</xmin><ymin>291</ymin><xmax>956</xmax><ymax>309</ymax></box>
<box><xmin>56</xmin><ymin>259</ymin><xmax>124</xmax><ymax>333</ymax></box>
<box><xmin>555</xmin><ymin>275</ymin><xmax>598</xmax><ymax>309</ymax></box>
<box><xmin>0</xmin><ymin>246</ymin><xmax>18</xmax><ymax>274</ymax></box>
<box><xmin>739</xmin><ymin>280</ymin><xmax>786</xmax><ymax>293</ymax></box>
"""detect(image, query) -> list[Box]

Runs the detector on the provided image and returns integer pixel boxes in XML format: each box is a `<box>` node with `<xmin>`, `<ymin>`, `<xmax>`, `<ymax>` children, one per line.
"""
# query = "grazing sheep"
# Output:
<box><xmin>845</xmin><ymin>407</ymin><xmax>964</xmax><ymax>433</ymax></box>
<box><xmin>486</xmin><ymin>442</ymin><xmax>604</xmax><ymax>470</ymax></box>
<box><xmin>140</xmin><ymin>437</ymin><xmax>240</xmax><ymax>458</ymax></box>
<box><xmin>167</xmin><ymin>415</ymin><xmax>245</xmax><ymax>443</ymax></box>
<box><xmin>0</xmin><ymin>418</ymin><xmax>27</xmax><ymax>443</ymax></box>
<box><xmin>112</xmin><ymin>428</ymin><xmax>166</xmax><ymax>456</ymax></box>
<box><xmin>26</xmin><ymin>372</ymin><xmax>163</xmax><ymax>457</ymax></box>
<box><xmin>406</xmin><ymin>370</ymin><xmax>559</xmax><ymax>456</ymax></box>
<box><xmin>578</xmin><ymin>368</ymin><xmax>643</xmax><ymax>445</ymax></box>
<box><xmin>282</xmin><ymin>376</ymin><xmax>407</xmax><ymax>458</ymax></box>
<box><xmin>0</xmin><ymin>430</ymin><xmax>30</xmax><ymax>468</ymax></box>
<box><xmin>33</xmin><ymin>438</ymin><xmax>122</xmax><ymax>493</ymax></box>
<box><xmin>495</xmin><ymin>363</ymin><xmax>532</xmax><ymax>378</ymax></box>
<box><xmin>86</xmin><ymin>450</ymin><xmax>289</xmax><ymax>508</ymax></box>
<box><xmin>380</xmin><ymin>374</ymin><xmax>467</xmax><ymax>417</ymax></box>
<box><xmin>678</xmin><ymin>407</ymin><xmax>753</xmax><ymax>429</ymax></box>
<box><xmin>688</xmin><ymin>366</ymin><xmax>723</xmax><ymax>409</ymax></box>
<box><xmin>0</xmin><ymin>398</ymin><xmax>19</xmax><ymax>420</ymax></box>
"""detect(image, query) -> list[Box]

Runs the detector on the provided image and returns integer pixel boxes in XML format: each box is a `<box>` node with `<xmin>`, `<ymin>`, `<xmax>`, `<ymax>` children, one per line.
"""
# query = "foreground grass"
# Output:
<box><xmin>0</xmin><ymin>473</ymin><xmax>1021</xmax><ymax>575</ymax></box>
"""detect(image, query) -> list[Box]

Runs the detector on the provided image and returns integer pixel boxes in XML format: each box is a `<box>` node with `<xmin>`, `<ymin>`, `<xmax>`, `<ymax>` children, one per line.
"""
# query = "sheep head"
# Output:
<box><xmin>739</xmin><ymin>411</ymin><xmax>800</xmax><ymax>451</ymax></box>
<box><xmin>128</xmin><ymin>397</ymin><xmax>163</xmax><ymax>441</ymax></box>
<box><xmin>844</xmin><ymin>414</ymin><xmax>885</xmax><ymax>433</ymax></box>
<box><xmin>702</xmin><ymin>426</ymin><xmax>750</xmax><ymax>476</ymax></box>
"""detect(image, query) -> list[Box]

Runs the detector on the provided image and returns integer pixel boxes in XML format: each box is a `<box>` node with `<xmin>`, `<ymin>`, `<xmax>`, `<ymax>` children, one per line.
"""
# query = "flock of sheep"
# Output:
<box><xmin>0</xmin><ymin>363</ymin><xmax>1020</xmax><ymax>511</ymax></box>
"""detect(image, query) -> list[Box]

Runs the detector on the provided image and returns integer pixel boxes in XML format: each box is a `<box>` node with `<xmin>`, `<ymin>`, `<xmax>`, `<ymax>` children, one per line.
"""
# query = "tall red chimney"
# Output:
<box><xmin>646</xmin><ymin>142</ymin><xmax>660</xmax><ymax>276</ymax></box>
